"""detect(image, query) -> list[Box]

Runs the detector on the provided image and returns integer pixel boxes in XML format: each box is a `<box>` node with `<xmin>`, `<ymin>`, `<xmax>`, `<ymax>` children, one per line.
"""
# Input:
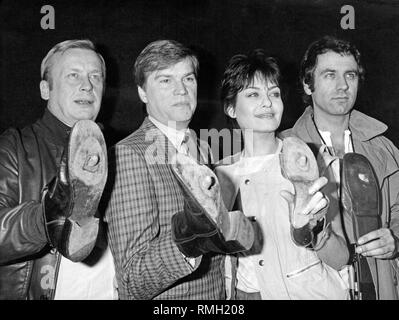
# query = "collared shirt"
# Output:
<box><xmin>318</xmin><ymin>129</ymin><xmax>354</xmax><ymax>156</ymax></box>
<box><xmin>318</xmin><ymin>129</ymin><xmax>354</xmax><ymax>186</ymax></box>
<box><xmin>149</xmin><ymin>116</ymin><xmax>190</xmax><ymax>154</ymax></box>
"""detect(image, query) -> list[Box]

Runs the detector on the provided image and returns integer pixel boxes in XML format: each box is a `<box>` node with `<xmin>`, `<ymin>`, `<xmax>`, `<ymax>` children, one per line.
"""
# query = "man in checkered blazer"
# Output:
<box><xmin>104</xmin><ymin>40</ymin><xmax>231</xmax><ymax>299</ymax></box>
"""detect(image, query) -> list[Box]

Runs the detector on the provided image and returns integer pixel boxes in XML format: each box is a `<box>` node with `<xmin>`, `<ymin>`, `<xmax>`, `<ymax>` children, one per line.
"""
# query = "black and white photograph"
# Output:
<box><xmin>1</xmin><ymin>0</ymin><xmax>399</xmax><ymax>311</ymax></box>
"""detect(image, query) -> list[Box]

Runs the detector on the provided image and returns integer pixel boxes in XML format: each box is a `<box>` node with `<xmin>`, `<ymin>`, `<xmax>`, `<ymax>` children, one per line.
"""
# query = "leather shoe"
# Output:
<box><xmin>43</xmin><ymin>120</ymin><xmax>107</xmax><ymax>262</ymax></box>
<box><xmin>170</xmin><ymin>153</ymin><xmax>254</xmax><ymax>258</ymax></box>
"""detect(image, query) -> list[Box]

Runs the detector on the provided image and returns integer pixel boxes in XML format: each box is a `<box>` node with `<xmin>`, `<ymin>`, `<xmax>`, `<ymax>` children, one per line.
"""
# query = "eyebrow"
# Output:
<box><xmin>66</xmin><ymin>67</ymin><xmax>102</xmax><ymax>73</ymax></box>
<box><xmin>154</xmin><ymin>71</ymin><xmax>195</xmax><ymax>80</ymax></box>
<box><xmin>244</xmin><ymin>85</ymin><xmax>279</xmax><ymax>90</ymax></box>
<box><xmin>320</xmin><ymin>68</ymin><xmax>336</xmax><ymax>74</ymax></box>
<box><xmin>320</xmin><ymin>68</ymin><xmax>358</xmax><ymax>74</ymax></box>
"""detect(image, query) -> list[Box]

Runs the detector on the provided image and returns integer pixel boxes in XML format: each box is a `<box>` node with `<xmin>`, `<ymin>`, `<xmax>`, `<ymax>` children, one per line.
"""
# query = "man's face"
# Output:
<box><xmin>138</xmin><ymin>58</ymin><xmax>197</xmax><ymax>130</ymax></box>
<box><xmin>41</xmin><ymin>48</ymin><xmax>104</xmax><ymax>126</ymax></box>
<box><xmin>304</xmin><ymin>51</ymin><xmax>359</xmax><ymax>117</ymax></box>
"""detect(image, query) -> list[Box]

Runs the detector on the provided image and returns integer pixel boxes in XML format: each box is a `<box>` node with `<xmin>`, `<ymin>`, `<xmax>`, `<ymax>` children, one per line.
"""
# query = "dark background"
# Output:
<box><xmin>1</xmin><ymin>0</ymin><xmax>399</xmax><ymax>152</ymax></box>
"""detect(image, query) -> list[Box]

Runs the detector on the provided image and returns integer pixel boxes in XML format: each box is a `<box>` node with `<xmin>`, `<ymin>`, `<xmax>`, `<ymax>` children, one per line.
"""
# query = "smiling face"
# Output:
<box><xmin>138</xmin><ymin>58</ymin><xmax>197</xmax><ymax>130</ymax></box>
<box><xmin>304</xmin><ymin>51</ymin><xmax>359</xmax><ymax>118</ymax></box>
<box><xmin>227</xmin><ymin>74</ymin><xmax>283</xmax><ymax>133</ymax></box>
<box><xmin>40</xmin><ymin>48</ymin><xmax>104</xmax><ymax>126</ymax></box>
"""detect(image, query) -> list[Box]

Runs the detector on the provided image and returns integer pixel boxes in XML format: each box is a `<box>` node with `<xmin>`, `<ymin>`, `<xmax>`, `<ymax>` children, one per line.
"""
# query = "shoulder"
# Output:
<box><xmin>370</xmin><ymin>135</ymin><xmax>399</xmax><ymax>161</ymax></box>
<box><xmin>278</xmin><ymin>128</ymin><xmax>294</xmax><ymax>139</ymax></box>
<box><xmin>214</xmin><ymin>152</ymin><xmax>241</xmax><ymax>169</ymax></box>
<box><xmin>0</xmin><ymin>127</ymin><xmax>20</xmax><ymax>160</ymax></box>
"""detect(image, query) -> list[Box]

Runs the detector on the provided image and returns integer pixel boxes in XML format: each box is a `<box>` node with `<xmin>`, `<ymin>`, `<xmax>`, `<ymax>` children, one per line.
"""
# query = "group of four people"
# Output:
<box><xmin>0</xmin><ymin>35</ymin><xmax>398</xmax><ymax>300</ymax></box>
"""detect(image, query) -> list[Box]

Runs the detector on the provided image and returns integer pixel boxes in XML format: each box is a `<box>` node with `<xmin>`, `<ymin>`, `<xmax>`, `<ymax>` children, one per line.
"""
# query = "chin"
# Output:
<box><xmin>174</xmin><ymin>113</ymin><xmax>194</xmax><ymax>123</ymax></box>
<box><xmin>74</xmin><ymin>113</ymin><xmax>97</xmax><ymax>122</ymax></box>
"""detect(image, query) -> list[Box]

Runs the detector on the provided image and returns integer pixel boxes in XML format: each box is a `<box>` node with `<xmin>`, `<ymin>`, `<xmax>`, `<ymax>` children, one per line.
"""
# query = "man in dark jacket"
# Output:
<box><xmin>0</xmin><ymin>39</ymin><xmax>116</xmax><ymax>299</ymax></box>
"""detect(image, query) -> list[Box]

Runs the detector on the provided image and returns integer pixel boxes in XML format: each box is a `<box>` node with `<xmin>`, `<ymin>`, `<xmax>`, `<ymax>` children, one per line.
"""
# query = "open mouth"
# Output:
<box><xmin>173</xmin><ymin>102</ymin><xmax>190</xmax><ymax>107</ymax></box>
<box><xmin>74</xmin><ymin>99</ymin><xmax>94</xmax><ymax>105</ymax></box>
<box><xmin>255</xmin><ymin>113</ymin><xmax>274</xmax><ymax>119</ymax></box>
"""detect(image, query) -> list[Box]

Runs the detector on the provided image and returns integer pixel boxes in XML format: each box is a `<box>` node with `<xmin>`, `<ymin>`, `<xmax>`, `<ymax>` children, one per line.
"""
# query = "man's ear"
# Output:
<box><xmin>303</xmin><ymin>81</ymin><xmax>312</xmax><ymax>96</ymax></box>
<box><xmin>137</xmin><ymin>86</ymin><xmax>148</xmax><ymax>104</ymax></box>
<box><xmin>226</xmin><ymin>105</ymin><xmax>236</xmax><ymax>119</ymax></box>
<box><xmin>40</xmin><ymin>80</ymin><xmax>50</xmax><ymax>100</ymax></box>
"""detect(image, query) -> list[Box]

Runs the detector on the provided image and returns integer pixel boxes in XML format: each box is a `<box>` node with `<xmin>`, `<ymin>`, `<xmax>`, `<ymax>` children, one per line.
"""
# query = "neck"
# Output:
<box><xmin>47</xmin><ymin>107</ymin><xmax>73</xmax><ymax>128</ymax></box>
<box><xmin>150</xmin><ymin>116</ymin><xmax>189</xmax><ymax>132</ymax></box>
<box><xmin>313</xmin><ymin>108</ymin><xmax>350</xmax><ymax>136</ymax></box>
<box><xmin>242</xmin><ymin>129</ymin><xmax>279</xmax><ymax>157</ymax></box>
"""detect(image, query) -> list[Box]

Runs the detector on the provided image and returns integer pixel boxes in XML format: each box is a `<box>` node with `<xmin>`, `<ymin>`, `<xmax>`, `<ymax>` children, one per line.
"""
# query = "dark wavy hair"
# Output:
<box><xmin>221</xmin><ymin>49</ymin><xmax>281</xmax><ymax>127</ymax></box>
<box><xmin>300</xmin><ymin>35</ymin><xmax>365</xmax><ymax>105</ymax></box>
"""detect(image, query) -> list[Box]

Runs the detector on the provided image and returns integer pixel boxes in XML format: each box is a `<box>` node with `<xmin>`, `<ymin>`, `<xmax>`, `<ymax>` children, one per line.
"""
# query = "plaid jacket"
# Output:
<box><xmin>104</xmin><ymin>117</ymin><xmax>225</xmax><ymax>300</ymax></box>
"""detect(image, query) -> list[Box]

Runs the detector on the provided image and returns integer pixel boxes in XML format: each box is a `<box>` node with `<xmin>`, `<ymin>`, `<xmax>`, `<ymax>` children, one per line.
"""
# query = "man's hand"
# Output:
<box><xmin>281</xmin><ymin>176</ymin><xmax>329</xmax><ymax>228</ymax></box>
<box><xmin>355</xmin><ymin>228</ymin><xmax>399</xmax><ymax>259</ymax></box>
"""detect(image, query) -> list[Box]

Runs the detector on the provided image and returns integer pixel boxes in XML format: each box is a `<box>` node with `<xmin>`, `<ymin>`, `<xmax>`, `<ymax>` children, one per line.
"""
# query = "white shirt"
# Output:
<box><xmin>54</xmin><ymin>246</ymin><xmax>117</xmax><ymax>300</ymax></box>
<box><xmin>318</xmin><ymin>129</ymin><xmax>353</xmax><ymax>155</ymax></box>
<box><xmin>149</xmin><ymin>116</ymin><xmax>190</xmax><ymax>153</ymax></box>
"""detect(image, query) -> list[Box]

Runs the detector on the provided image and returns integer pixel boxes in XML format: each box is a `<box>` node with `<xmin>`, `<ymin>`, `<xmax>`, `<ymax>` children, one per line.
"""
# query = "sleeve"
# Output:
<box><xmin>313</xmin><ymin>208</ymin><xmax>350</xmax><ymax>270</ymax></box>
<box><xmin>0</xmin><ymin>131</ymin><xmax>48</xmax><ymax>265</ymax></box>
<box><xmin>105</xmin><ymin>144</ymin><xmax>197</xmax><ymax>299</ymax></box>
<box><xmin>313</xmin><ymin>155</ymin><xmax>350</xmax><ymax>270</ymax></box>
<box><xmin>380</xmin><ymin>137</ymin><xmax>399</xmax><ymax>238</ymax></box>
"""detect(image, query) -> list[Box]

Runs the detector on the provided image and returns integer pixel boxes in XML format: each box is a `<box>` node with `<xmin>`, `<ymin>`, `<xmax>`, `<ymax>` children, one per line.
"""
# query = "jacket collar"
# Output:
<box><xmin>140</xmin><ymin>117</ymin><xmax>212</xmax><ymax>165</ymax></box>
<box><xmin>292</xmin><ymin>106</ymin><xmax>388</xmax><ymax>143</ymax></box>
<box><xmin>37</xmin><ymin>109</ymin><xmax>71</xmax><ymax>146</ymax></box>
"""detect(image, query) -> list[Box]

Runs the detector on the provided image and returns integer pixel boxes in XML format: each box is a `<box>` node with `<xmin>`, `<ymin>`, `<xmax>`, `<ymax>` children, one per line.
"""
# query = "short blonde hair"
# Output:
<box><xmin>41</xmin><ymin>39</ymin><xmax>106</xmax><ymax>88</ymax></box>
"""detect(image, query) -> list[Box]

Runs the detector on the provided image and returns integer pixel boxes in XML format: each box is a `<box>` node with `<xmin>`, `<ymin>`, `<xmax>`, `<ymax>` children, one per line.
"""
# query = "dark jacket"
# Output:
<box><xmin>0</xmin><ymin>109</ymin><xmax>70</xmax><ymax>299</ymax></box>
<box><xmin>281</xmin><ymin>106</ymin><xmax>399</xmax><ymax>299</ymax></box>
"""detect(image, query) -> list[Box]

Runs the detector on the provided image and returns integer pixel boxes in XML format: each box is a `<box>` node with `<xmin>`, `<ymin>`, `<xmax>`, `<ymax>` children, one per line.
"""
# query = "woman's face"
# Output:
<box><xmin>228</xmin><ymin>75</ymin><xmax>283</xmax><ymax>133</ymax></box>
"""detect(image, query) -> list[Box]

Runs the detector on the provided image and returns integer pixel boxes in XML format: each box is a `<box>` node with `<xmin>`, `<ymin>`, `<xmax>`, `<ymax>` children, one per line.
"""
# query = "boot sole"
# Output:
<box><xmin>341</xmin><ymin>153</ymin><xmax>380</xmax><ymax>239</ymax></box>
<box><xmin>62</xmin><ymin>120</ymin><xmax>108</xmax><ymax>262</ymax></box>
<box><xmin>171</xmin><ymin>153</ymin><xmax>254</xmax><ymax>252</ymax></box>
<box><xmin>280</xmin><ymin>137</ymin><xmax>319</xmax><ymax>228</ymax></box>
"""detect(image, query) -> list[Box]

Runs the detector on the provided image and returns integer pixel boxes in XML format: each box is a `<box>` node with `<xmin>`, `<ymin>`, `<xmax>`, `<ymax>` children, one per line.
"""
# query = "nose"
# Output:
<box><xmin>174</xmin><ymin>80</ymin><xmax>188</xmax><ymax>95</ymax></box>
<box><xmin>336</xmin><ymin>74</ymin><xmax>349</xmax><ymax>91</ymax></box>
<box><xmin>80</xmin><ymin>75</ymin><xmax>93</xmax><ymax>92</ymax></box>
<box><xmin>261</xmin><ymin>94</ymin><xmax>272</xmax><ymax>108</ymax></box>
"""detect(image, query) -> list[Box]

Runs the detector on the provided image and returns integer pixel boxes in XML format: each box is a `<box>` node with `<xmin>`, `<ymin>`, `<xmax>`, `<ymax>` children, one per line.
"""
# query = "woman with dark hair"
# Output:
<box><xmin>215</xmin><ymin>50</ymin><xmax>349</xmax><ymax>300</ymax></box>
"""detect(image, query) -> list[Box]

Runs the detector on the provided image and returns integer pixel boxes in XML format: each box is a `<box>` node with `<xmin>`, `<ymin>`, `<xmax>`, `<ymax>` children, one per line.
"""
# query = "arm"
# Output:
<box><xmin>105</xmin><ymin>145</ymin><xmax>196</xmax><ymax>300</ymax></box>
<box><xmin>314</xmin><ymin>206</ymin><xmax>350</xmax><ymax>270</ymax></box>
<box><xmin>355</xmin><ymin>138</ymin><xmax>399</xmax><ymax>259</ymax></box>
<box><xmin>281</xmin><ymin>176</ymin><xmax>349</xmax><ymax>270</ymax></box>
<box><xmin>313</xmin><ymin>172</ymin><xmax>350</xmax><ymax>270</ymax></box>
<box><xmin>356</xmin><ymin>171</ymin><xmax>399</xmax><ymax>259</ymax></box>
<box><xmin>0</xmin><ymin>131</ymin><xmax>48</xmax><ymax>265</ymax></box>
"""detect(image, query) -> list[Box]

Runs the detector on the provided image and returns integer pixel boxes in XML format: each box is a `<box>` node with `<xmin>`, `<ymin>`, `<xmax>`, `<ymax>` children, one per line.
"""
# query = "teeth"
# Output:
<box><xmin>75</xmin><ymin>100</ymin><xmax>92</xmax><ymax>105</ymax></box>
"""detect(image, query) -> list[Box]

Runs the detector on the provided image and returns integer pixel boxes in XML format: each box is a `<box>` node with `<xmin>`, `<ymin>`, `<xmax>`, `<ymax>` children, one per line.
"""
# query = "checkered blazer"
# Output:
<box><xmin>104</xmin><ymin>117</ymin><xmax>225</xmax><ymax>300</ymax></box>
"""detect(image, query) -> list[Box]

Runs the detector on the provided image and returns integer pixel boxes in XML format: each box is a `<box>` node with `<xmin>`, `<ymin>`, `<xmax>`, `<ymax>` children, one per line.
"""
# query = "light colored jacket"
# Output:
<box><xmin>281</xmin><ymin>106</ymin><xmax>399</xmax><ymax>300</ymax></box>
<box><xmin>215</xmin><ymin>142</ymin><xmax>348</xmax><ymax>300</ymax></box>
